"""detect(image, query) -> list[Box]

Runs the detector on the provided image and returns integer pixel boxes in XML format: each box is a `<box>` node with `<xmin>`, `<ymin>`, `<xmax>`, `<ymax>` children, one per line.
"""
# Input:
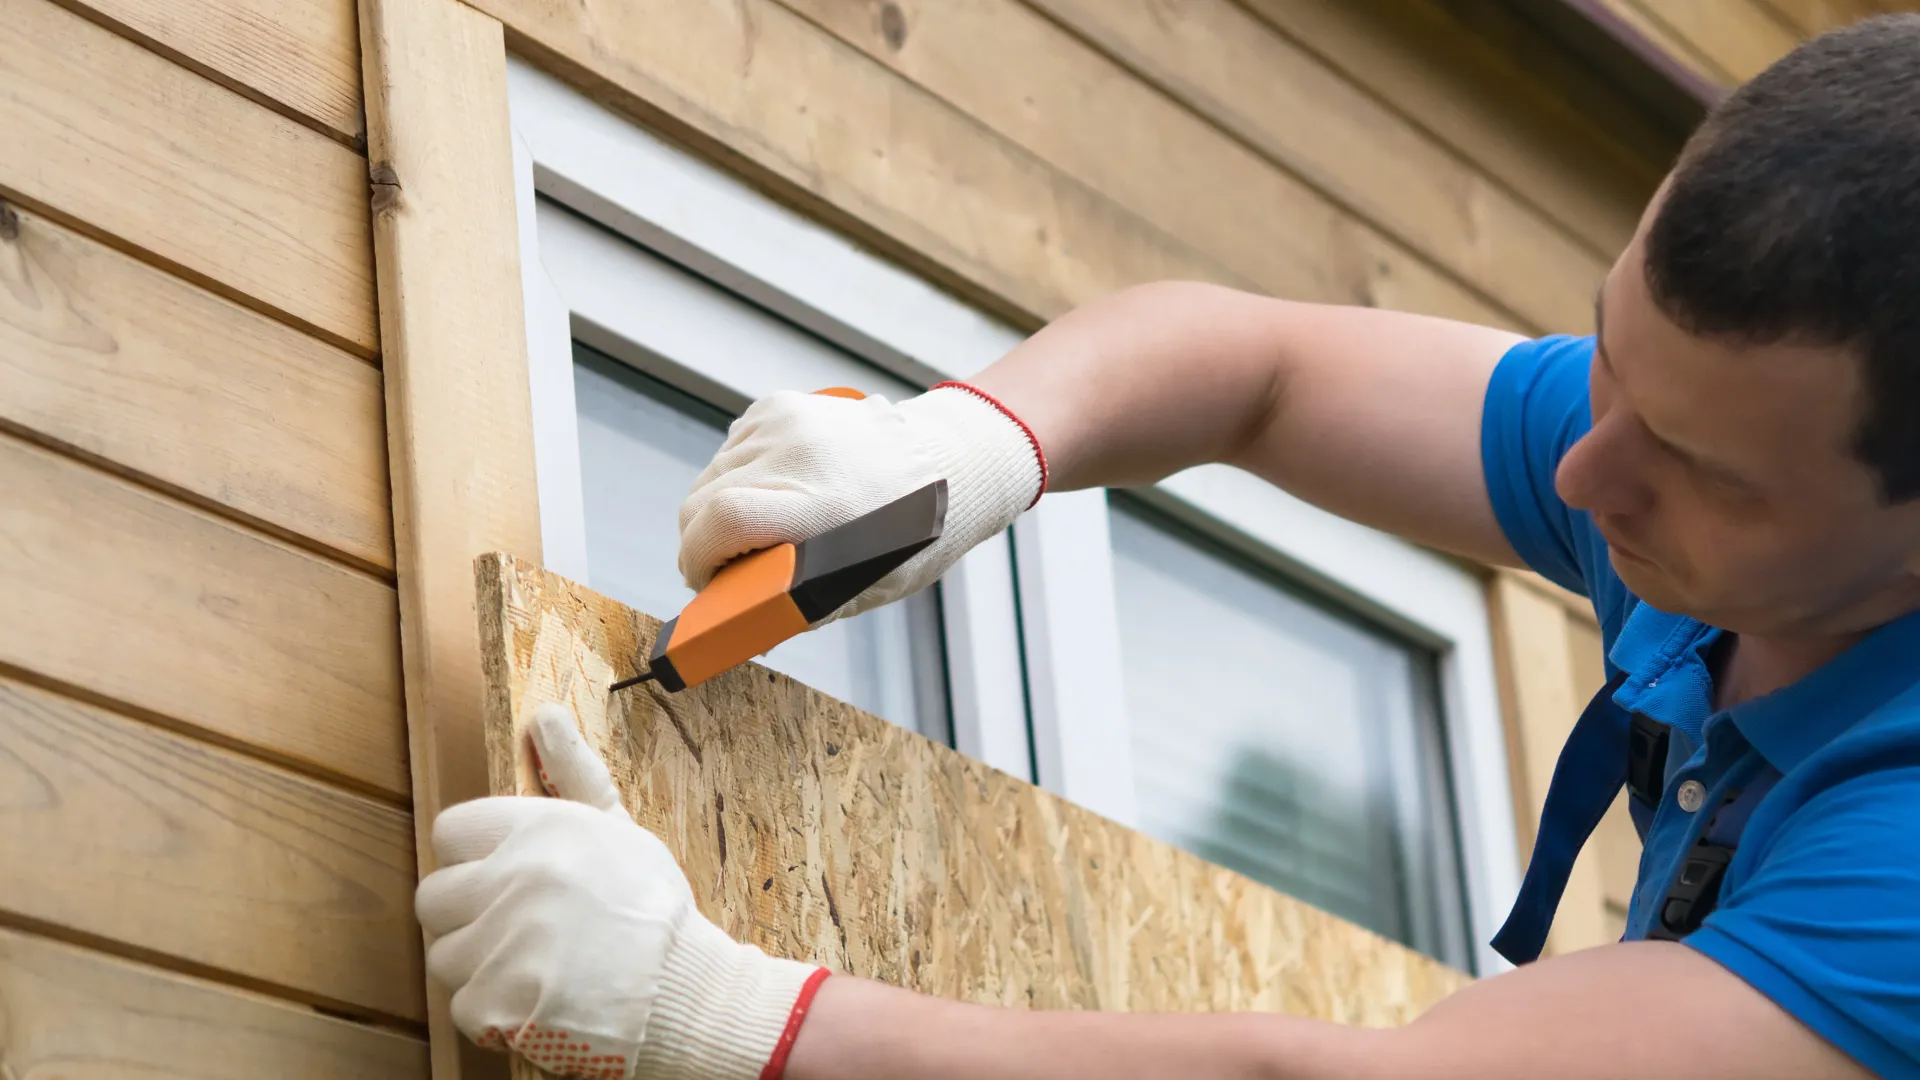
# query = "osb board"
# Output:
<box><xmin>475</xmin><ymin>553</ymin><xmax>1466</xmax><ymax>1077</ymax></box>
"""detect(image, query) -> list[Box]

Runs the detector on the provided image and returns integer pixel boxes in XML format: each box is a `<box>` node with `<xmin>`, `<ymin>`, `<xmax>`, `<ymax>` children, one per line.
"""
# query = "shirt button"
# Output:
<box><xmin>1676</xmin><ymin>779</ymin><xmax>1706</xmax><ymax>813</ymax></box>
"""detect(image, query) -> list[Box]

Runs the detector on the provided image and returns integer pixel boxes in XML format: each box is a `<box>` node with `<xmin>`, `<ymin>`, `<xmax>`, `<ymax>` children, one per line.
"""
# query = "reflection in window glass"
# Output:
<box><xmin>573</xmin><ymin>344</ymin><xmax>951</xmax><ymax>742</ymax></box>
<box><xmin>1108</xmin><ymin>498</ymin><xmax>1470</xmax><ymax>968</ymax></box>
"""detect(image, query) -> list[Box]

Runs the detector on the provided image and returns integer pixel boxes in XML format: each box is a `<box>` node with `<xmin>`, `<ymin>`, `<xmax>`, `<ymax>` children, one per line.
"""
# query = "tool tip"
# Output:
<box><xmin>609</xmin><ymin>671</ymin><xmax>655</xmax><ymax>693</ymax></box>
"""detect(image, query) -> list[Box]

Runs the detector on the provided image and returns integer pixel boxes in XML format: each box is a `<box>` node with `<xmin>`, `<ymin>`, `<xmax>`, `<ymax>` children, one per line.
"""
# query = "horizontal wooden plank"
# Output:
<box><xmin>0</xmin><ymin>0</ymin><xmax>377</xmax><ymax>355</ymax></box>
<box><xmin>1603</xmin><ymin>0</ymin><xmax>1801</xmax><ymax>84</ymax></box>
<box><xmin>785</xmin><ymin>0</ymin><xmax>1528</xmax><ymax>328</ymax></box>
<box><xmin>0</xmin><ymin>927</ymin><xmax>427</xmax><ymax>1078</ymax></box>
<box><xmin>473</xmin><ymin>0</ymin><xmax>1245</xmax><ymax>326</ymax></box>
<box><xmin>0</xmin><ymin>204</ymin><xmax>393</xmax><ymax>572</ymax></box>
<box><xmin>1756</xmin><ymin>0</ymin><xmax>1885</xmax><ymax>36</ymax></box>
<box><xmin>54</xmin><ymin>0</ymin><xmax>364</xmax><ymax>144</ymax></box>
<box><xmin>0</xmin><ymin>677</ymin><xmax>423</xmax><ymax>1020</ymax></box>
<box><xmin>1236</xmin><ymin>0</ymin><xmax>1661</xmax><ymax>259</ymax></box>
<box><xmin>0</xmin><ymin>432</ymin><xmax>408</xmax><ymax>795</ymax></box>
<box><xmin>1024</xmin><ymin>0</ymin><xmax>1612</xmax><ymax>320</ymax></box>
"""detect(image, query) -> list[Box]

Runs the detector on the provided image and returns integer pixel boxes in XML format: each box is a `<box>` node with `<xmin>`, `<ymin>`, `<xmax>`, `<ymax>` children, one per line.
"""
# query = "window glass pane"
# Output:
<box><xmin>1108</xmin><ymin>498</ymin><xmax>1470</xmax><ymax>968</ymax></box>
<box><xmin>573</xmin><ymin>344</ymin><xmax>951</xmax><ymax>741</ymax></box>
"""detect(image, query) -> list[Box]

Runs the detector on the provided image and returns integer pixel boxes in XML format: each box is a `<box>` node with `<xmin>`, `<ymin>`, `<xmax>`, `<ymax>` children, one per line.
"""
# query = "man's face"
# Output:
<box><xmin>1555</xmin><ymin>236</ymin><xmax>1920</xmax><ymax>636</ymax></box>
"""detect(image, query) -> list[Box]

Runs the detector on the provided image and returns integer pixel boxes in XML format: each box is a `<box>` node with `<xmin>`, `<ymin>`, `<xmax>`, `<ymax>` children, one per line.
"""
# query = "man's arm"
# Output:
<box><xmin>676</xmin><ymin>282</ymin><xmax>1531</xmax><ymax>610</ymax></box>
<box><xmin>969</xmin><ymin>281</ymin><xmax>1529</xmax><ymax>565</ymax></box>
<box><xmin>789</xmin><ymin>941</ymin><xmax>1866</xmax><ymax>1080</ymax></box>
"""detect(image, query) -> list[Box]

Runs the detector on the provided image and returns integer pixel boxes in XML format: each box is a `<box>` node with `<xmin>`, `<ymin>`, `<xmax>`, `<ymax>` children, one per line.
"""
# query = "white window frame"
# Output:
<box><xmin>506</xmin><ymin>59</ymin><xmax>1520</xmax><ymax>974</ymax></box>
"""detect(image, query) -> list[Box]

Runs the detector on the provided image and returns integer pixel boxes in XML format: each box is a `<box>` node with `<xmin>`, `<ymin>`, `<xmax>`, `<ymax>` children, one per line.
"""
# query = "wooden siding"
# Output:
<box><xmin>0</xmin><ymin>0</ymin><xmax>421</xmax><ymax>1059</ymax></box>
<box><xmin>0</xmin><ymin>676</ymin><xmax>421</xmax><ymax>1021</ymax></box>
<box><xmin>469</xmin><ymin>0</ymin><xmax>1670</xmax><ymax>335</ymax></box>
<box><xmin>1596</xmin><ymin>0</ymin><xmax>1902</xmax><ymax>88</ymax></box>
<box><xmin>0</xmin><ymin>206</ymin><xmax>392</xmax><ymax>572</ymax></box>
<box><xmin>0</xmin><ymin>929</ymin><xmax>426</xmax><ymax>1079</ymax></box>
<box><xmin>51</xmin><ymin>0</ymin><xmax>364</xmax><ymax>144</ymax></box>
<box><xmin>0</xmin><ymin>0</ymin><xmax>377</xmax><ymax>356</ymax></box>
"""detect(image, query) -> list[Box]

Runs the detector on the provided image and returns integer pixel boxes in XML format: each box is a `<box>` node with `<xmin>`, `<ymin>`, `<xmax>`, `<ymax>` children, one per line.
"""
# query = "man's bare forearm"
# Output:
<box><xmin>784</xmin><ymin>943</ymin><xmax>1866</xmax><ymax>1080</ymax></box>
<box><xmin>968</xmin><ymin>282</ymin><xmax>1527</xmax><ymax>563</ymax></box>
<box><xmin>785</xmin><ymin>977</ymin><xmax>1380</xmax><ymax>1080</ymax></box>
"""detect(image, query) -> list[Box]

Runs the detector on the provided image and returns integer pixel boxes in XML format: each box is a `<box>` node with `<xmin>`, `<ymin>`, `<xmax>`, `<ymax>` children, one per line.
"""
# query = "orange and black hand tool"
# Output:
<box><xmin>610</xmin><ymin>388</ymin><xmax>948</xmax><ymax>695</ymax></box>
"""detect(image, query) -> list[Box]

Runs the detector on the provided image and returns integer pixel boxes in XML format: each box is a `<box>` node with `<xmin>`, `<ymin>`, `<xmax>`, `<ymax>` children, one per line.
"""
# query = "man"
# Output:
<box><xmin>414</xmin><ymin>18</ymin><xmax>1920</xmax><ymax>1080</ymax></box>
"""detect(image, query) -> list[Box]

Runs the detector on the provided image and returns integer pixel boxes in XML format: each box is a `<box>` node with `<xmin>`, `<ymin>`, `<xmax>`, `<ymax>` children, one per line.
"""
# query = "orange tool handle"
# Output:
<box><xmin>630</xmin><ymin>387</ymin><xmax>874</xmax><ymax>692</ymax></box>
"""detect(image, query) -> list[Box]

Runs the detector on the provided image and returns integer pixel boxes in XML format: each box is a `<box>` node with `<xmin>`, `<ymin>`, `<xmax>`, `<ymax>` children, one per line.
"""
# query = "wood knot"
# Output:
<box><xmin>368</xmin><ymin>163</ymin><xmax>402</xmax><ymax>214</ymax></box>
<box><xmin>878</xmin><ymin>1</ymin><xmax>907</xmax><ymax>50</ymax></box>
<box><xmin>0</xmin><ymin>201</ymin><xmax>19</xmax><ymax>242</ymax></box>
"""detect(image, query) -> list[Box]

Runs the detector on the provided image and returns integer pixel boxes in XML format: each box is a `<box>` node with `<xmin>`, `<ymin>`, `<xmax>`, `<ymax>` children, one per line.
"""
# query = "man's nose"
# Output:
<box><xmin>1556</xmin><ymin>411</ymin><xmax>1655</xmax><ymax>518</ymax></box>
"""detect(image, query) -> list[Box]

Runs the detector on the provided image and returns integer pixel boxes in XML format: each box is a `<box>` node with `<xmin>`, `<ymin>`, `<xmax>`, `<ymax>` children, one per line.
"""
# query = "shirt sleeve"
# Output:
<box><xmin>1479</xmin><ymin>335</ymin><xmax>1624</xmax><ymax>623</ymax></box>
<box><xmin>1687</xmin><ymin>766</ymin><xmax>1920</xmax><ymax>1079</ymax></box>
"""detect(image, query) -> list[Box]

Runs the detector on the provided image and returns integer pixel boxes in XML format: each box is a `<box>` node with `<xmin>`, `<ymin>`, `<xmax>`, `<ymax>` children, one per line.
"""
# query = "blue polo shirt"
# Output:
<box><xmin>1481</xmin><ymin>334</ymin><xmax>1920</xmax><ymax>1078</ymax></box>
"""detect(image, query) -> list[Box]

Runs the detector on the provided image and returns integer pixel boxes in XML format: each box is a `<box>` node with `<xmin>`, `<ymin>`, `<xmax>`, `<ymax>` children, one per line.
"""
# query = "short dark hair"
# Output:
<box><xmin>1644</xmin><ymin>15</ymin><xmax>1920</xmax><ymax>502</ymax></box>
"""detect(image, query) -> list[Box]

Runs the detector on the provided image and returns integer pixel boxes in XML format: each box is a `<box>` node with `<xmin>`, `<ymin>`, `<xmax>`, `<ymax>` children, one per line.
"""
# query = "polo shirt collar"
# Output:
<box><xmin>1727</xmin><ymin>606</ymin><xmax>1920</xmax><ymax>774</ymax></box>
<box><xmin>1608</xmin><ymin>599</ymin><xmax>1920</xmax><ymax>775</ymax></box>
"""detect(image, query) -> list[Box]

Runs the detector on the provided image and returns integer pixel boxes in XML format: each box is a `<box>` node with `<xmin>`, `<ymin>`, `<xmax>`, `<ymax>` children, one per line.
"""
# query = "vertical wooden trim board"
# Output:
<box><xmin>476</xmin><ymin>553</ymin><xmax>1470</xmax><ymax>1080</ymax></box>
<box><xmin>357</xmin><ymin>0</ymin><xmax>541</xmax><ymax>1073</ymax></box>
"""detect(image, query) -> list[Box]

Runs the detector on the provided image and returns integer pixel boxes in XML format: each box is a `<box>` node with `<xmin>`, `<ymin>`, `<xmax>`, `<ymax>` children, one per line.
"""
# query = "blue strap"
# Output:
<box><xmin>1492</xmin><ymin>671</ymin><xmax>1632</xmax><ymax>965</ymax></box>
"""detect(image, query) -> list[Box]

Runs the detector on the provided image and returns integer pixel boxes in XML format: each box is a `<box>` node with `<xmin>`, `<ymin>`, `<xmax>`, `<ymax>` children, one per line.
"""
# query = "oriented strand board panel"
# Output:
<box><xmin>0</xmin><ymin>676</ymin><xmax>423</xmax><ymax>1021</ymax></box>
<box><xmin>0</xmin><ymin>431</ymin><xmax>408</xmax><ymax>795</ymax></box>
<box><xmin>469</xmin><ymin>0</ymin><xmax>1237</xmax><ymax>326</ymax></box>
<box><xmin>0</xmin><ymin>928</ymin><xmax>427</xmax><ymax>1079</ymax></box>
<box><xmin>782</xmin><ymin>0</ymin><xmax>1528</xmax><ymax>329</ymax></box>
<box><xmin>0</xmin><ymin>204</ymin><xmax>393</xmax><ymax>572</ymax></box>
<box><xmin>52</xmin><ymin>0</ymin><xmax>364</xmax><ymax>143</ymax></box>
<box><xmin>0</xmin><ymin>0</ymin><xmax>377</xmax><ymax>356</ymax></box>
<box><xmin>477</xmin><ymin>554</ymin><xmax>1467</xmax><ymax>1079</ymax></box>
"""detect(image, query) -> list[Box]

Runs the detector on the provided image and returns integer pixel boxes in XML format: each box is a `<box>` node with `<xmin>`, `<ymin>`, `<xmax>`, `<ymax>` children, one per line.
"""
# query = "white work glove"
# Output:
<box><xmin>416</xmin><ymin>704</ymin><xmax>827</xmax><ymax>1080</ymax></box>
<box><xmin>679</xmin><ymin>383</ymin><xmax>1046</xmax><ymax>621</ymax></box>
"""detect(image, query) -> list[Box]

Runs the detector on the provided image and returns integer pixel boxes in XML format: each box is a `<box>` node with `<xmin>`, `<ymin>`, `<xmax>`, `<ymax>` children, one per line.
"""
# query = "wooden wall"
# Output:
<box><xmin>0</xmin><ymin>0</ymin><xmax>427</xmax><ymax>1073</ymax></box>
<box><xmin>6</xmin><ymin>0</ymin><xmax>1838</xmax><ymax>1075</ymax></box>
<box><xmin>1596</xmin><ymin>0</ymin><xmax>1904</xmax><ymax>87</ymax></box>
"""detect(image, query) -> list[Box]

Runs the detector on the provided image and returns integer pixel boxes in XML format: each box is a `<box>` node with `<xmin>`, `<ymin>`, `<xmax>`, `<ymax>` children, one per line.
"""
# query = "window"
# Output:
<box><xmin>571</xmin><ymin>343</ymin><xmax>951</xmax><ymax>739</ymax></box>
<box><xmin>508</xmin><ymin>58</ymin><xmax>1519</xmax><ymax>974</ymax></box>
<box><xmin>1109</xmin><ymin>500</ymin><xmax>1471</xmax><ymax>967</ymax></box>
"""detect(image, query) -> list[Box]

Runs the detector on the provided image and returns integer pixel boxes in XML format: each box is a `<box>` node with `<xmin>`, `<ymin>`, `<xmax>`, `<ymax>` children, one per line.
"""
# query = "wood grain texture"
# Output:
<box><xmin>477</xmin><ymin>554</ymin><xmax>1469</xmax><ymax>1080</ymax></box>
<box><xmin>1601</xmin><ymin>0</ymin><xmax>1801</xmax><ymax>85</ymax></box>
<box><xmin>782</xmin><ymin>0</ymin><xmax>1530</xmax><ymax>328</ymax></box>
<box><xmin>468</xmin><ymin>0</ymin><xmax>1241</xmax><ymax>327</ymax></box>
<box><xmin>0</xmin><ymin>431</ymin><xmax>408</xmax><ymax>795</ymax></box>
<box><xmin>356</xmin><ymin>0</ymin><xmax>541</xmax><ymax>1072</ymax></box>
<box><xmin>1235</xmin><ymin>0</ymin><xmax>1662</xmax><ymax>260</ymax></box>
<box><xmin>52</xmin><ymin>0</ymin><xmax>364</xmax><ymax>144</ymax></box>
<box><xmin>1756</xmin><ymin>0</ymin><xmax>1887</xmax><ymax>36</ymax></box>
<box><xmin>0</xmin><ymin>676</ymin><xmax>423</xmax><ymax>1020</ymax></box>
<box><xmin>0</xmin><ymin>204</ymin><xmax>393</xmax><ymax>573</ymax></box>
<box><xmin>1485</xmin><ymin>573</ymin><xmax>1608</xmax><ymax>956</ymax></box>
<box><xmin>1026</xmin><ymin>0</ymin><xmax>1620</xmax><ymax>315</ymax></box>
<box><xmin>0</xmin><ymin>0</ymin><xmax>377</xmax><ymax>356</ymax></box>
<box><xmin>0</xmin><ymin>927</ymin><xmax>427</xmax><ymax>1079</ymax></box>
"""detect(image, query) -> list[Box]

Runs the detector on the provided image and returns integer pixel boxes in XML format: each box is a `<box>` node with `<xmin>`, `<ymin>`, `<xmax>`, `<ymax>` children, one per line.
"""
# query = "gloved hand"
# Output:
<box><xmin>678</xmin><ymin>382</ymin><xmax>1047</xmax><ymax>622</ymax></box>
<box><xmin>416</xmin><ymin>704</ymin><xmax>829</xmax><ymax>1080</ymax></box>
